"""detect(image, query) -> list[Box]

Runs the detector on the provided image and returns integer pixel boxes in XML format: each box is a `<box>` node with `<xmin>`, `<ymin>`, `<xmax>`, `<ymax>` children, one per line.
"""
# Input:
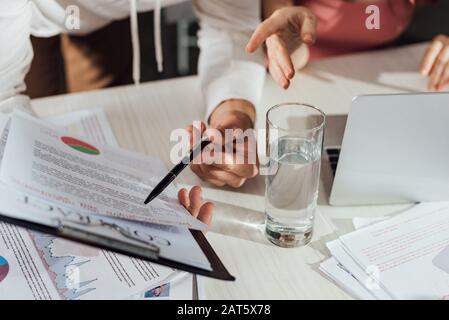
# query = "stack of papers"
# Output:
<box><xmin>0</xmin><ymin>109</ymin><xmax>202</xmax><ymax>300</ymax></box>
<box><xmin>0</xmin><ymin>111</ymin><xmax>205</xmax><ymax>230</ymax></box>
<box><xmin>320</xmin><ymin>203</ymin><xmax>449</xmax><ymax>300</ymax></box>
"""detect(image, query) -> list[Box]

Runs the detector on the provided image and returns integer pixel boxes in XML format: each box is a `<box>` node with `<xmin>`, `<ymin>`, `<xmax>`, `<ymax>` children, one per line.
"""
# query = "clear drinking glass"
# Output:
<box><xmin>265</xmin><ymin>103</ymin><xmax>325</xmax><ymax>247</ymax></box>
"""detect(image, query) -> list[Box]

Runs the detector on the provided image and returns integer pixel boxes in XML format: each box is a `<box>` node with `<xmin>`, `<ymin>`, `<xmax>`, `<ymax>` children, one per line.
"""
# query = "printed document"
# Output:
<box><xmin>0</xmin><ymin>220</ymin><xmax>175</xmax><ymax>299</ymax></box>
<box><xmin>46</xmin><ymin>109</ymin><xmax>119</xmax><ymax>148</ymax></box>
<box><xmin>321</xmin><ymin>203</ymin><xmax>449</xmax><ymax>300</ymax></box>
<box><xmin>0</xmin><ymin>109</ymin><xmax>206</xmax><ymax>299</ymax></box>
<box><xmin>340</xmin><ymin>202</ymin><xmax>449</xmax><ymax>299</ymax></box>
<box><xmin>0</xmin><ymin>111</ymin><xmax>205</xmax><ymax>230</ymax></box>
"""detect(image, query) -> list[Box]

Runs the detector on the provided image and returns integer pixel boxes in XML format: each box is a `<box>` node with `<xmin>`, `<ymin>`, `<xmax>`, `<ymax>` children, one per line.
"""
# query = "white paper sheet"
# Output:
<box><xmin>0</xmin><ymin>114</ymin><xmax>8</xmax><ymax>131</ymax></box>
<box><xmin>340</xmin><ymin>202</ymin><xmax>449</xmax><ymax>300</ymax></box>
<box><xmin>377</xmin><ymin>72</ymin><xmax>428</xmax><ymax>92</ymax></box>
<box><xmin>352</xmin><ymin>216</ymin><xmax>390</xmax><ymax>230</ymax></box>
<box><xmin>46</xmin><ymin>109</ymin><xmax>119</xmax><ymax>148</ymax></box>
<box><xmin>0</xmin><ymin>111</ymin><xmax>205</xmax><ymax>230</ymax></box>
<box><xmin>320</xmin><ymin>214</ymin><xmax>408</xmax><ymax>300</ymax></box>
<box><xmin>325</xmin><ymin>239</ymin><xmax>392</xmax><ymax>299</ymax></box>
<box><xmin>319</xmin><ymin>257</ymin><xmax>374</xmax><ymax>300</ymax></box>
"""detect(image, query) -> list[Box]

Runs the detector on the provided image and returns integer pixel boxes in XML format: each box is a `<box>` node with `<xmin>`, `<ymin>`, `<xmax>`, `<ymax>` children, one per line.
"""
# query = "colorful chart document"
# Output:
<box><xmin>0</xmin><ymin>220</ymin><xmax>174</xmax><ymax>299</ymax></box>
<box><xmin>0</xmin><ymin>111</ymin><xmax>206</xmax><ymax>230</ymax></box>
<box><xmin>45</xmin><ymin>109</ymin><xmax>119</xmax><ymax>148</ymax></box>
<box><xmin>0</xmin><ymin>109</ymin><xmax>202</xmax><ymax>299</ymax></box>
<box><xmin>0</xmin><ymin>185</ymin><xmax>212</xmax><ymax>270</ymax></box>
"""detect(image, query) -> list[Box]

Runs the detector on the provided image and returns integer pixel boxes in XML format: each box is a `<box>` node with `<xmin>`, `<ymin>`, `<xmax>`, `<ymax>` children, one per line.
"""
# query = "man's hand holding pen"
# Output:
<box><xmin>186</xmin><ymin>99</ymin><xmax>259</xmax><ymax>188</ymax></box>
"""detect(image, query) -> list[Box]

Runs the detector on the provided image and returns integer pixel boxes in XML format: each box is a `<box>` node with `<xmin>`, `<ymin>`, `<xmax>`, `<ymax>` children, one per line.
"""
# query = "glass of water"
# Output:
<box><xmin>265</xmin><ymin>103</ymin><xmax>325</xmax><ymax>247</ymax></box>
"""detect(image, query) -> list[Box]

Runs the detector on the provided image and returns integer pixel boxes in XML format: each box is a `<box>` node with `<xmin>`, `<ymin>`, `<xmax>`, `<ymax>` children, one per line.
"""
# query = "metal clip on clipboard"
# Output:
<box><xmin>57</xmin><ymin>219</ymin><xmax>160</xmax><ymax>261</ymax></box>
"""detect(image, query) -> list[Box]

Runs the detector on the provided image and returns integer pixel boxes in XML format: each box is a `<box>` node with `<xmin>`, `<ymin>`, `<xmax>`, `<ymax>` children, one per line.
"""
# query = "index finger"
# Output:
<box><xmin>299</xmin><ymin>14</ymin><xmax>317</xmax><ymax>44</ymax></box>
<box><xmin>197</xmin><ymin>203</ymin><xmax>214</xmax><ymax>228</ymax></box>
<box><xmin>420</xmin><ymin>39</ymin><xmax>444</xmax><ymax>75</ymax></box>
<box><xmin>185</xmin><ymin>122</ymin><xmax>206</xmax><ymax>148</ymax></box>
<box><xmin>246</xmin><ymin>10</ymin><xmax>316</xmax><ymax>53</ymax></box>
<box><xmin>246</xmin><ymin>14</ymin><xmax>284</xmax><ymax>53</ymax></box>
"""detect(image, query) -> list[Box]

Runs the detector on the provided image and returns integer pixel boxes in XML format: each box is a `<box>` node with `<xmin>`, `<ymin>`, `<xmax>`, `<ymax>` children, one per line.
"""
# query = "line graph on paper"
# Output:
<box><xmin>29</xmin><ymin>232</ymin><xmax>99</xmax><ymax>300</ymax></box>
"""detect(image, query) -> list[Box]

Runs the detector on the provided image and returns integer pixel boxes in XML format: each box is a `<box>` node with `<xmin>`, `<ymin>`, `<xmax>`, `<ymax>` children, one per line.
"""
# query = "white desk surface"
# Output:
<box><xmin>31</xmin><ymin>42</ymin><xmax>434</xmax><ymax>299</ymax></box>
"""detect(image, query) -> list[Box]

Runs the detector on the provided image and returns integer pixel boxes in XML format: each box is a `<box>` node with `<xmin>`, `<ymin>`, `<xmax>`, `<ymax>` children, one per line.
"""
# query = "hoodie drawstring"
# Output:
<box><xmin>130</xmin><ymin>0</ymin><xmax>140</xmax><ymax>85</ymax></box>
<box><xmin>154</xmin><ymin>0</ymin><xmax>164</xmax><ymax>73</ymax></box>
<box><xmin>129</xmin><ymin>0</ymin><xmax>164</xmax><ymax>86</ymax></box>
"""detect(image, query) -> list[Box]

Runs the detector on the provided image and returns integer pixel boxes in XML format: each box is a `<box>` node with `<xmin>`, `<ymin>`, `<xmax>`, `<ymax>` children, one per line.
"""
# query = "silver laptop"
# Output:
<box><xmin>324</xmin><ymin>92</ymin><xmax>449</xmax><ymax>206</ymax></box>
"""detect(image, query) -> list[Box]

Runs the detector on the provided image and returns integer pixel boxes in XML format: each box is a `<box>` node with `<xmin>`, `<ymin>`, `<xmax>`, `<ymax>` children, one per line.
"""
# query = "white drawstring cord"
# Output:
<box><xmin>154</xmin><ymin>0</ymin><xmax>164</xmax><ymax>73</ymax></box>
<box><xmin>130</xmin><ymin>0</ymin><xmax>164</xmax><ymax>84</ymax></box>
<box><xmin>130</xmin><ymin>0</ymin><xmax>141</xmax><ymax>85</ymax></box>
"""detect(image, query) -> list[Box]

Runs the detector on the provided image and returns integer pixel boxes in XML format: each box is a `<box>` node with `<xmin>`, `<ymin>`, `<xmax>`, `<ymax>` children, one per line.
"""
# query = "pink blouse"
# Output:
<box><xmin>298</xmin><ymin>0</ymin><xmax>416</xmax><ymax>60</ymax></box>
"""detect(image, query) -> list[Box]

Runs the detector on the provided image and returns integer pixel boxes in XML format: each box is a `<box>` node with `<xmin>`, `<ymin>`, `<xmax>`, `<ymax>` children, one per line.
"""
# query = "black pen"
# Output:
<box><xmin>144</xmin><ymin>137</ymin><xmax>211</xmax><ymax>204</ymax></box>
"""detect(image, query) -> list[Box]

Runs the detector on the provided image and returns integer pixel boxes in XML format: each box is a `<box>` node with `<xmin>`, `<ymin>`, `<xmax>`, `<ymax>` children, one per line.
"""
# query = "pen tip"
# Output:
<box><xmin>144</xmin><ymin>194</ymin><xmax>155</xmax><ymax>205</ymax></box>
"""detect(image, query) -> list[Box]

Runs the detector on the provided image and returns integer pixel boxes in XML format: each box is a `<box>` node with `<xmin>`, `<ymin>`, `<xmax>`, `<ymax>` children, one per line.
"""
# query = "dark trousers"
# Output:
<box><xmin>25</xmin><ymin>12</ymin><xmax>177</xmax><ymax>99</ymax></box>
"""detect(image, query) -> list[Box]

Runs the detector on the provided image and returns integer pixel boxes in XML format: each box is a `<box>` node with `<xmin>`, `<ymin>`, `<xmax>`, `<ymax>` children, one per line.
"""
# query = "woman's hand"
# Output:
<box><xmin>178</xmin><ymin>186</ymin><xmax>214</xmax><ymax>228</ymax></box>
<box><xmin>246</xmin><ymin>6</ymin><xmax>317</xmax><ymax>89</ymax></box>
<box><xmin>420</xmin><ymin>34</ymin><xmax>449</xmax><ymax>91</ymax></box>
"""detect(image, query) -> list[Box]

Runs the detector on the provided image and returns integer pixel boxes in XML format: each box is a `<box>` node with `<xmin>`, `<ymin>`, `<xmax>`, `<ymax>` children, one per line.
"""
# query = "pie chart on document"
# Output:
<box><xmin>0</xmin><ymin>256</ymin><xmax>9</xmax><ymax>283</ymax></box>
<box><xmin>61</xmin><ymin>136</ymin><xmax>100</xmax><ymax>155</ymax></box>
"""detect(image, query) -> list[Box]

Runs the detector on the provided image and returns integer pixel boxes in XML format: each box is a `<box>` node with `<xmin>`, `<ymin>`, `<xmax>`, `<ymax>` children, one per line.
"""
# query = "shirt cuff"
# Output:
<box><xmin>204</xmin><ymin>61</ymin><xmax>266</xmax><ymax>122</ymax></box>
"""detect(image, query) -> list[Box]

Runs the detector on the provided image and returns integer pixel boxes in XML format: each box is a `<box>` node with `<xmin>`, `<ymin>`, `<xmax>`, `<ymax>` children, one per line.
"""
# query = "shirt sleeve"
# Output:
<box><xmin>193</xmin><ymin>0</ymin><xmax>266</xmax><ymax>121</ymax></box>
<box><xmin>0</xmin><ymin>0</ymin><xmax>35</xmax><ymax>114</ymax></box>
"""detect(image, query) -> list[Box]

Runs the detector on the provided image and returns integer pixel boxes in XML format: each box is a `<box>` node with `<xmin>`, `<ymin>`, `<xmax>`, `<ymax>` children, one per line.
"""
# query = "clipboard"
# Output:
<box><xmin>0</xmin><ymin>211</ymin><xmax>235</xmax><ymax>282</ymax></box>
<box><xmin>0</xmin><ymin>111</ymin><xmax>234</xmax><ymax>281</ymax></box>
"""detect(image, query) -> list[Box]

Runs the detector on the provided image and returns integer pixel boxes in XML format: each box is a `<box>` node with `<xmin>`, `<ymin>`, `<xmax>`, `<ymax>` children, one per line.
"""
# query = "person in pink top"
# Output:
<box><xmin>247</xmin><ymin>0</ymin><xmax>449</xmax><ymax>92</ymax></box>
<box><xmin>300</xmin><ymin>0</ymin><xmax>415</xmax><ymax>60</ymax></box>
